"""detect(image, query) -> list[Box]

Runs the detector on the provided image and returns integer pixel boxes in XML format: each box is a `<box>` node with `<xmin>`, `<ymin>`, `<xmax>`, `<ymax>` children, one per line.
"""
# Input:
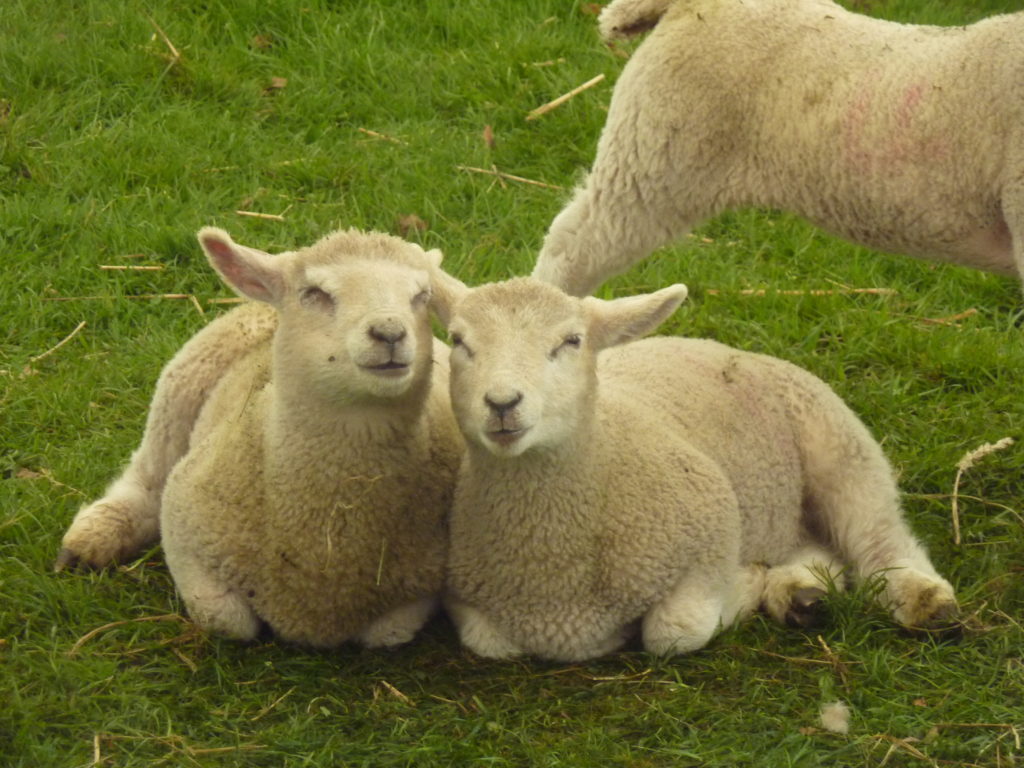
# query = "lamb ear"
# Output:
<box><xmin>583</xmin><ymin>283</ymin><xmax>688</xmax><ymax>350</ymax></box>
<box><xmin>428</xmin><ymin>268</ymin><xmax>469</xmax><ymax>328</ymax></box>
<box><xmin>198</xmin><ymin>227</ymin><xmax>286</xmax><ymax>304</ymax></box>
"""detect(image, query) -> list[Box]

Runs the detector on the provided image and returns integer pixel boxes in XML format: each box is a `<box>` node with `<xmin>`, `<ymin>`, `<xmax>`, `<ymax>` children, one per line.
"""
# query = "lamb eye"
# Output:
<box><xmin>300</xmin><ymin>286</ymin><xmax>334</xmax><ymax>309</ymax></box>
<box><xmin>552</xmin><ymin>333</ymin><xmax>582</xmax><ymax>357</ymax></box>
<box><xmin>412</xmin><ymin>288</ymin><xmax>430</xmax><ymax>307</ymax></box>
<box><xmin>450</xmin><ymin>333</ymin><xmax>474</xmax><ymax>358</ymax></box>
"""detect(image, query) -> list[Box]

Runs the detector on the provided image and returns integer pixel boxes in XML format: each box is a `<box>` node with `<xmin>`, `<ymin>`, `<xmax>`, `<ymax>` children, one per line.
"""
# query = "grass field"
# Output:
<box><xmin>2</xmin><ymin>0</ymin><xmax>1023</xmax><ymax>765</ymax></box>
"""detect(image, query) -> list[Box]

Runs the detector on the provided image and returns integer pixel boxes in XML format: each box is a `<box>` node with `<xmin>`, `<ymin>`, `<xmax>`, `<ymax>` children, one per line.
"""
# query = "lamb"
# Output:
<box><xmin>532</xmin><ymin>0</ymin><xmax>1024</xmax><ymax>296</ymax></box>
<box><xmin>61</xmin><ymin>227</ymin><xmax>463</xmax><ymax>649</ymax></box>
<box><xmin>433</xmin><ymin>275</ymin><xmax>957</xmax><ymax>661</ymax></box>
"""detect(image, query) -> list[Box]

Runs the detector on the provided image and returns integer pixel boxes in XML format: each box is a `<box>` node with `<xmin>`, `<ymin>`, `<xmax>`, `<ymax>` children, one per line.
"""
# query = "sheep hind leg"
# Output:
<box><xmin>798</xmin><ymin>397</ymin><xmax>958</xmax><ymax>629</ymax></box>
<box><xmin>1001</xmin><ymin>174</ymin><xmax>1024</xmax><ymax>286</ymax></box>
<box><xmin>358</xmin><ymin>595</ymin><xmax>439</xmax><ymax>649</ymax></box>
<box><xmin>814</xmin><ymin>475</ymin><xmax>956</xmax><ymax>629</ymax></box>
<box><xmin>760</xmin><ymin>545</ymin><xmax>845</xmax><ymax>629</ymax></box>
<box><xmin>55</xmin><ymin>304</ymin><xmax>276</xmax><ymax>571</ymax></box>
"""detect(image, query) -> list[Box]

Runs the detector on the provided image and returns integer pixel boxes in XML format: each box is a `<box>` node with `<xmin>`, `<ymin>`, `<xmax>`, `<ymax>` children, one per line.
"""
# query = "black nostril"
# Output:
<box><xmin>484</xmin><ymin>392</ymin><xmax>523</xmax><ymax>416</ymax></box>
<box><xmin>369</xmin><ymin>325</ymin><xmax>407</xmax><ymax>345</ymax></box>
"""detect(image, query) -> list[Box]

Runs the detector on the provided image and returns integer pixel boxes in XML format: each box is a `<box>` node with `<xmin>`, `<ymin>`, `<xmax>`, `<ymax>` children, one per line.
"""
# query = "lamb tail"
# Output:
<box><xmin>599</xmin><ymin>0</ymin><xmax>672</xmax><ymax>40</ymax></box>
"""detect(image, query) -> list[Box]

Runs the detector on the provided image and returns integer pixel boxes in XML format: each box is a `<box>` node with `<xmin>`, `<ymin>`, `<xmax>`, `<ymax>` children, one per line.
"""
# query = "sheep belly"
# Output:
<box><xmin>584</xmin><ymin>0</ymin><xmax>1023</xmax><ymax>280</ymax></box>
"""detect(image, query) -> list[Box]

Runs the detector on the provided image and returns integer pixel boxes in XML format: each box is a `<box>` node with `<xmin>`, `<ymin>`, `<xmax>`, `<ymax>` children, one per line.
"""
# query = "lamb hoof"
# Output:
<box><xmin>893</xmin><ymin>582</ymin><xmax>961</xmax><ymax>633</ymax></box>
<box><xmin>904</xmin><ymin>600</ymin><xmax>961</xmax><ymax>634</ymax></box>
<box><xmin>784</xmin><ymin>587</ymin><xmax>827</xmax><ymax>629</ymax></box>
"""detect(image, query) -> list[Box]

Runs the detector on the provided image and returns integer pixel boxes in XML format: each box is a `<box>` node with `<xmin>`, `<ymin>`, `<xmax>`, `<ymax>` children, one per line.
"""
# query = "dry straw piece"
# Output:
<box><xmin>99</xmin><ymin>265</ymin><xmax>165</xmax><ymax>271</ymax></box>
<box><xmin>951</xmin><ymin>437</ymin><xmax>1015</xmax><ymax>545</ymax></box>
<box><xmin>526</xmin><ymin>73</ymin><xmax>606</xmax><ymax>121</ymax></box>
<box><xmin>68</xmin><ymin>613</ymin><xmax>190</xmax><ymax>657</ymax></box>
<box><xmin>29</xmin><ymin>320</ymin><xmax>86</xmax><ymax>364</ymax></box>
<box><xmin>456</xmin><ymin>165</ymin><xmax>564</xmax><ymax>190</ymax></box>
<box><xmin>357</xmin><ymin>127</ymin><xmax>407</xmax><ymax>145</ymax></box>
<box><xmin>144</xmin><ymin>13</ymin><xmax>181</xmax><ymax>65</ymax></box>
<box><xmin>235</xmin><ymin>210</ymin><xmax>286</xmax><ymax>221</ymax></box>
<box><xmin>44</xmin><ymin>294</ymin><xmax>206</xmax><ymax>317</ymax></box>
<box><xmin>704</xmin><ymin>287</ymin><xmax>896</xmax><ymax>297</ymax></box>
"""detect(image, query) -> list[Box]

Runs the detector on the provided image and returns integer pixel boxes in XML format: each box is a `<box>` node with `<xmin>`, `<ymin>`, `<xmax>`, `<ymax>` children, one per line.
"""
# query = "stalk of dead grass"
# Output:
<box><xmin>951</xmin><ymin>438</ymin><xmax>1015</xmax><ymax>546</ymax></box>
<box><xmin>704</xmin><ymin>287</ymin><xmax>896</xmax><ymax>297</ymax></box>
<box><xmin>68</xmin><ymin>614</ymin><xmax>191</xmax><ymax>657</ymax></box>
<box><xmin>456</xmin><ymin>165</ymin><xmax>563</xmax><ymax>190</ymax></box>
<box><xmin>30</xmin><ymin>320</ymin><xmax>87</xmax><ymax>363</ymax></box>
<box><xmin>526</xmin><ymin>73</ymin><xmax>605</xmax><ymax>121</ymax></box>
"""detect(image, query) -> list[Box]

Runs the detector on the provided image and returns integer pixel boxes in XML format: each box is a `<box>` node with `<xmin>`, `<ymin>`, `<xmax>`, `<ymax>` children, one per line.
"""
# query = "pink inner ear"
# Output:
<box><xmin>202</xmin><ymin>235</ymin><xmax>279</xmax><ymax>302</ymax></box>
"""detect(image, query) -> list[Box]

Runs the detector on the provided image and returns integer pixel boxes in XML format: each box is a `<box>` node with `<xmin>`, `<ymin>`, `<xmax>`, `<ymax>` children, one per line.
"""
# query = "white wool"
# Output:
<box><xmin>433</xmin><ymin>275</ymin><xmax>958</xmax><ymax>662</ymax></box>
<box><xmin>59</xmin><ymin>228</ymin><xmax>463</xmax><ymax>649</ymax></box>
<box><xmin>533</xmin><ymin>0</ymin><xmax>1024</xmax><ymax>296</ymax></box>
<box><xmin>820</xmin><ymin>701</ymin><xmax>852</xmax><ymax>735</ymax></box>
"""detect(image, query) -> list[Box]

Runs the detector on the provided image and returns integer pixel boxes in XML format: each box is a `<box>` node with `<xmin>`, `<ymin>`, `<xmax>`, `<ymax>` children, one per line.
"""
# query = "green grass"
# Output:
<box><xmin>2</xmin><ymin>0</ymin><xmax>1022</xmax><ymax>765</ymax></box>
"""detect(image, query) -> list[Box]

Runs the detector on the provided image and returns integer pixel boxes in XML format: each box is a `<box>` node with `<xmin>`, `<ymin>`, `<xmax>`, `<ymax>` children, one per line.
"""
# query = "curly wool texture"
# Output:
<box><xmin>62</xmin><ymin>228</ymin><xmax>463</xmax><ymax>649</ymax></box>
<box><xmin>441</xmin><ymin>278</ymin><xmax>957</xmax><ymax>662</ymax></box>
<box><xmin>163</xmin><ymin>338</ymin><xmax>460</xmax><ymax>647</ymax></box>
<box><xmin>158</xmin><ymin>229</ymin><xmax>464</xmax><ymax>648</ymax></box>
<box><xmin>533</xmin><ymin>0</ymin><xmax>1024</xmax><ymax>296</ymax></box>
<box><xmin>56</xmin><ymin>302</ymin><xmax>279</xmax><ymax>570</ymax></box>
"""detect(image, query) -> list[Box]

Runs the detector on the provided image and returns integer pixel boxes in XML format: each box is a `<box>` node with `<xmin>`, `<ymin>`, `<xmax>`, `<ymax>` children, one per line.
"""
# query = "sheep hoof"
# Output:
<box><xmin>892</xmin><ymin>580</ymin><xmax>961</xmax><ymax>633</ymax></box>
<box><xmin>904</xmin><ymin>600</ymin><xmax>962</xmax><ymax>635</ymax></box>
<box><xmin>784</xmin><ymin>587</ymin><xmax>827</xmax><ymax>629</ymax></box>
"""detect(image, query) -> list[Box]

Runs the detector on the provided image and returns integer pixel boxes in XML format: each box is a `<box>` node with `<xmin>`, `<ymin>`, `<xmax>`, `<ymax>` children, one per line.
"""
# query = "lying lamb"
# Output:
<box><xmin>532</xmin><ymin>0</ymin><xmax>1024</xmax><ymax>296</ymax></box>
<box><xmin>434</xmin><ymin>275</ymin><xmax>957</xmax><ymax>661</ymax></box>
<box><xmin>61</xmin><ymin>228</ymin><xmax>463</xmax><ymax>648</ymax></box>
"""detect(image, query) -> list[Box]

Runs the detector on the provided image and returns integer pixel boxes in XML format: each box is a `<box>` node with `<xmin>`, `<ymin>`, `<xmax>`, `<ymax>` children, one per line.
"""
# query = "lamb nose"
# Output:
<box><xmin>369</xmin><ymin>323</ymin><xmax>407</xmax><ymax>344</ymax></box>
<box><xmin>484</xmin><ymin>391</ymin><xmax>523</xmax><ymax>416</ymax></box>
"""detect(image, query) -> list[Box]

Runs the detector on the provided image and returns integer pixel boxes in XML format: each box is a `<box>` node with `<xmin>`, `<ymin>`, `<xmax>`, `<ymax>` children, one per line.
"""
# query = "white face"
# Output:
<box><xmin>278</xmin><ymin>260</ymin><xmax>435</xmax><ymax>403</ymax></box>
<box><xmin>447</xmin><ymin>285</ymin><xmax>595</xmax><ymax>458</ymax></box>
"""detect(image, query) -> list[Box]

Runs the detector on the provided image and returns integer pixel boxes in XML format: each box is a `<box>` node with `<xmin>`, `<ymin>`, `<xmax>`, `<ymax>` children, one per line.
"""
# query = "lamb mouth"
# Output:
<box><xmin>487</xmin><ymin>427</ymin><xmax>528</xmax><ymax>447</ymax></box>
<box><xmin>363</xmin><ymin>361</ymin><xmax>410</xmax><ymax>377</ymax></box>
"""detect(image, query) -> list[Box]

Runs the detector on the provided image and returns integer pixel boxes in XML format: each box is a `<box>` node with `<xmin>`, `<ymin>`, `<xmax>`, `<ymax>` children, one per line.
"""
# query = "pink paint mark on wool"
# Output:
<box><xmin>897</xmin><ymin>83</ymin><xmax>927</xmax><ymax>131</ymax></box>
<box><xmin>841</xmin><ymin>79</ymin><xmax>949</xmax><ymax>174</ymax></box>
<box><xmin>840</xmin><ymin>81</ymin><xmax>876</xmax><ymax>174</ymax></box>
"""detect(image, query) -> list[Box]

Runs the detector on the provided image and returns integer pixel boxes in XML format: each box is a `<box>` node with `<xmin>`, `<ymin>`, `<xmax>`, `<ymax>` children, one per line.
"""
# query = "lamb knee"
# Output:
<box><xmin>446</xmin><ymin>599</ymin><xmax>523</xmax><ymax>660</ymax></box>
<box><xmin>359</xmin><ymin>596</ymin><xmax>438</xmax><ymax>649</ymax></box>
<box><xmin>184</xmin><ymin>586</ymin><xmax>261</xmax><ymax>641</ymax></box>
<box><xmin>643</xmin><ymin>593</ymin><xmax>722</xmax><ymax>656</ymax></box>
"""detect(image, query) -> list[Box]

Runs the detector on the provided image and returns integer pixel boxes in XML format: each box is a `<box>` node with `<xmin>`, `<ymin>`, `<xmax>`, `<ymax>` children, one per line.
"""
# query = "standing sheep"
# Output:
<box><xmin>62</xmin><ymin>228</ymin><xmax>463</xmax><ymax>649</ymax></box>
<box><xmin>532</xmin><ymin>0</ymin><xmax>1024</xmax><ymax>296</ymax></box>
<box><xmin>434</xmin><ymin>275</ymin><xmax>957</xmax><ymax>661</ymax></box>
